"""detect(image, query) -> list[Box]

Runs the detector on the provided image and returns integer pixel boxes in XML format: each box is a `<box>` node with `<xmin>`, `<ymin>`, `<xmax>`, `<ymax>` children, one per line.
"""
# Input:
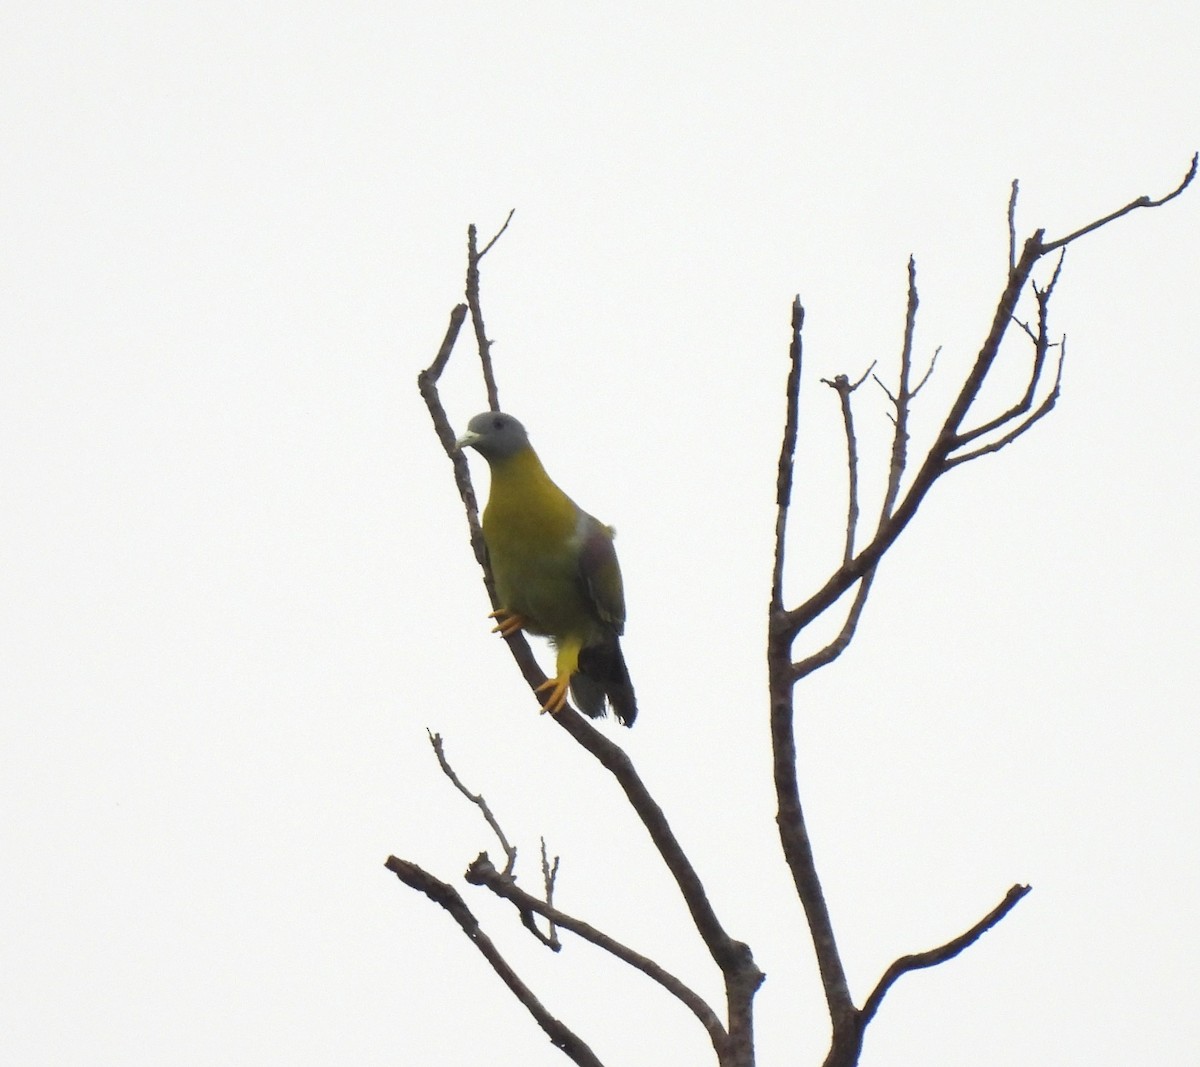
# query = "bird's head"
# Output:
<box><xmin>455</xmin><ymin>411</ymin><xmax>531</xmax><ymax>462</ymax></box>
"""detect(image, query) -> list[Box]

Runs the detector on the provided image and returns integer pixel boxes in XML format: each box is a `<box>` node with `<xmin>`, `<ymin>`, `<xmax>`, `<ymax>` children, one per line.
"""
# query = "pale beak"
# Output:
<box><xmin>454</xmin><ymin>430</ymin><xmax>481</xmax><ymax>452</ymax></box>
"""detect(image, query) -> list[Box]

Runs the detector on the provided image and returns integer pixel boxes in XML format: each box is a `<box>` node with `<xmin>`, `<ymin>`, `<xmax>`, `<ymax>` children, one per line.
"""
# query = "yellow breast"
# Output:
<box><xmin>481</xmin><ymin>447</ymin><xmax>592</xmax><ymax>638</ymax></box>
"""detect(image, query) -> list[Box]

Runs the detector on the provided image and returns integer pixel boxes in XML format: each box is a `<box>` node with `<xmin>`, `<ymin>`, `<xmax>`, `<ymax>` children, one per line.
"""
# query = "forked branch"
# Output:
<box><xmin>950</xmin><ymin>253</ymin><xmax>1065</xmax><ymax>460</ymax></box>
<box><xmin>397</xmin><ymin>154</ymin><xmax>1194</xmax><ymax>1067</ymax></box>
<box><xmin>467</xmin><ymin>852</ymin><xmax>729</xmax><ymax>1056</ymax></box>
<box><xmin>769</xmin><ymin>156</ymin><xmax>1195</xmax><ymax>1067</ymax></box>
<box><xmin>777</xmin><ymin>151</ymin><xmax>1196</xmax><ymax>643</ymax></box>
<box><xmin>427</xmin><ymin>730</ymin><xmax>565</xmax><ymax>947</ymax></box>
<box><xmin>384</xmin><ymin>856</ymin><xmax>605</xmax><ymax>1067</ymax></box>
<box><xmin>465</xmin><ymin>210</ymin><xmax>514</xmax><ymax>413</ymax></box>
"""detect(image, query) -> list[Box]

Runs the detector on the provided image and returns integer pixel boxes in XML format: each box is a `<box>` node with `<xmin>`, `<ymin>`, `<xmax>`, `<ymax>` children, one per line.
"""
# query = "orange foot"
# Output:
<box><xmin>535</xmin><ymin>673</ymin><xmax>572</xmax><ymax>715</ymax></box>
<box><xmin>488</xmin><ymin>608</ymin><xmax>527</xmax><ymax>638</ymax></box>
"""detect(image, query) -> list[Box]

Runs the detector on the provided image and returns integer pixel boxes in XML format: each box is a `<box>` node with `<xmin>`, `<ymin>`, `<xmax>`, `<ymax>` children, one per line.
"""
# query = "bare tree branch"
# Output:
<box><xmin>767</xmin><ymin>667</ymin><xmax>855</xmax><ymax>1047</ymax></box>
<box><xmin>1040</xmin><ymin>151</ymin><xmax>1197</xmax><ymax>253</ymax></box>
<box><xmin>777</xmin><ymin>156</ymin><xmax>1195</xmax><ymax>644</ymax></box>
<box><xmin>953</xmin><ymin>252</ymin><xmax>1065</xmax><ymax>452</ymax></box>
<box><xmin>428</xmin><ymin>730</ymin><xmax>565</xmax><ymax>947</ymax></box>
<box><xmin>767</xmin><ymin>296</ymin><xmax>862</xmax><ymax>1048</ymax></box>
<box><xmin>946</xmin><ymin>340</ymin><xmax>1064</xmax><ymax>468</ymax></box>
<box><xmin>427</xmin><ymin>730</ymin><xmax>518</xmax><ymax>877</ymax></box>
<box><xmin>791</xmin><ymin>257</ymin><xmax>918</xmax><ymax>683</ymax></box>
<box><xmin>820</xmin><ymin>364</ymin><xmax>875</xmax><ymax>566</ymax></box>
<box><xmin>767</xmin><ymin>311</ymin><xmax>856</xmax><ymax>1049</ymax></box>
<box><xmin>860</xmin><ymin>884</ymin><xmax>1032</xmax><ymax>1026</ymax></box>
<box><xmin>538</xmin><ymin>715</ymin><xmax>766</xmax><ymax>1067</ymax></box>
<box><xmin>790</xmin><ymin>577</ymin><xmax>874</xmax><ymax>682</ymax></box>
<box><xmin>417</xmin><ymin>304</ymin><xmax>469</xmax><ymax>453</ymax></box>
<box><xmin>768</xmin><ymin>160</ymin><xmax>1196</xmax><ymax>1065</ymax></box>
<box><xmin>384</xmin><ymin>856</ymin><xmax>606</xmax><ymax>1067</ymax></box>
<box><xmin>401</xmin><ymin>158</ymin><xmax>1195</xmax><ymax>1067</ymax></box>
<box><xmin>541</xmin><ymin>837</ymin><xmax>561</xmax><ymax>946</ymax></box>
<box><xmin>777</xmin><ymin>231</ymin><xmax>1044</xmax><ymax>640</ymax></box>
<box><xmin>466</xmin><ymin>852</ymin><xmax>730</xmax><ymax>1057</ymax></box>
<box><xmin>771</xmin><ymin>296</ymin><xmax>805</xmax><ymax>614</ymax></box>
<box><xmin>417</xmin><ymin>303</ymin><xmax>488</xmax><ymax>573</ymax></box>
<box><xmin>479</xmin><ymin>208</ymin><xmax>516</xmax><ymax>257</ymax></box>
<box><xmin>547</xmin><ymin>708</ymin><xmax>762</xmax><ymax>987</ymax></box>
<box><xmin>465</xmin><ymin>211</ymin><xmax>515</xmax><ymax>413</ymax></box>
<box><xmin>910</xmin><ymin>345</ymin><xmax>940</xmax><ymax>398</ymax></box>
<box><xmin>884</xmin><ymin>257</ymin><xmax>920</xmax><ymax>515</ymax></box>
<box><xmin>1007</xmin><ymin>179</ymin><xmax>1019</xmax><ymax>274</ymax></box>
<box><xmin>772</xmin><ymin>237</ymin><xmax>1044</xmax><ymax>1061</ymax></box>
<box><xmin>772</xmin><ymin>262</ymin><xmax>930</xmax><ymax>1027</ymax></box>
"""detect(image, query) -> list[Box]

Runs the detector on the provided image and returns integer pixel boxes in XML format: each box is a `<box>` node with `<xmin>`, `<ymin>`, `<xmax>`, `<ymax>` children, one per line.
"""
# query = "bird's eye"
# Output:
<box><xmin>492</xmin><ymin>417</ymin><xmax>504</xmax><ymax>429</ymax></box>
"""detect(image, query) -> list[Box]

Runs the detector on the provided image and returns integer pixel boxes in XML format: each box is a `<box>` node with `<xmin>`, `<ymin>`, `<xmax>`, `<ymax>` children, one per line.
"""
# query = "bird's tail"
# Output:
<box><xmin>573</xmin><ymin>636</ymin><xmax>637</xmax><ymax>727</ymax></box>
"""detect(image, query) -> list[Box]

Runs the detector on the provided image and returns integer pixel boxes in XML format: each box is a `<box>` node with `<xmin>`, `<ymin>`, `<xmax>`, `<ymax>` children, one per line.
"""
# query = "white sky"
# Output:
<box><xmin>3</xmin><ymin>3</ymin><xmax>1198</xmax><ymax>1065</ymax></box>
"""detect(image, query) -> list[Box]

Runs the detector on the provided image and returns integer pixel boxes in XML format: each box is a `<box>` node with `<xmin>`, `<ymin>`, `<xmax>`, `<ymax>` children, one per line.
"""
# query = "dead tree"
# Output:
<box><xmin>390</xmin><ymin>155</ymin><xmax>1197</xmax><ymax>1067</ymax></box>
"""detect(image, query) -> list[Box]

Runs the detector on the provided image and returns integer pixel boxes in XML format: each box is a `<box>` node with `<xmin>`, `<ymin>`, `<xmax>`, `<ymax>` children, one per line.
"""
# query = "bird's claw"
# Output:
<box><xmin>488</xmin><ymin>609</ymin><xmax>526</xmax><ymax>638</ymax></box>
<box><xmin>535</xmin><ymin>674</ymin><xmax>571</xmax><ymax>715</ymax></box>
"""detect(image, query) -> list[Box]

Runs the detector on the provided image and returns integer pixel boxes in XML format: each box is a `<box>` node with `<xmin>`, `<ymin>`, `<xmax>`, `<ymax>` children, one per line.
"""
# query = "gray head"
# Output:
<box><xmin>455</xmin><ymin>411</ymin><xmax>532</xmax><ymax>462</ymax></box>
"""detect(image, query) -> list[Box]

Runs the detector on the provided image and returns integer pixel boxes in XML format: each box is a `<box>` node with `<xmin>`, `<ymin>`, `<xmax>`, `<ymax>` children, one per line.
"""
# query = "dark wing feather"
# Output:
<box><xmin>573</xmin><ymin>514</ymin><xmax>637</xmax><ymax>726</ymax></box>
<box><xmin>577</xmin><ymin>515</ymin><xmax>625</xmax><ymax>634</ymax></box>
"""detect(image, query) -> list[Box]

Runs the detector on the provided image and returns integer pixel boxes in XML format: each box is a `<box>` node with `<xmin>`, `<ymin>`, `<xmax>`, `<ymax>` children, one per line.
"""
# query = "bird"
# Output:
<box><xmin>455</xmin><ymin>411</ymin><xmax>637</xmax><ymax>727</ymax></box>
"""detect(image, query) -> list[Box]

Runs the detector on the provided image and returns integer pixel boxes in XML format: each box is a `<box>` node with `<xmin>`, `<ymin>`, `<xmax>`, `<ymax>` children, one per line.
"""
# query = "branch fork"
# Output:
<box><xmin>768</xmin><ymin>155</ymin><xmax>1195</xmax><ymax>1066</ymax></box>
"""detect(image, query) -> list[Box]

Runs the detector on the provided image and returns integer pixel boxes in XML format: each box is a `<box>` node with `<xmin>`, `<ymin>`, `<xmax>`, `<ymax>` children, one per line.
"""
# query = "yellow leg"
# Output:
<box><xmin>489</xmin><ymin>608</ymin><xmax>527</xmax><ymax>638</ymax></box>
<box><xmin>535</xmin><ymin>637</ymin><xmax>582</xmax><ymax>715</ymax></box>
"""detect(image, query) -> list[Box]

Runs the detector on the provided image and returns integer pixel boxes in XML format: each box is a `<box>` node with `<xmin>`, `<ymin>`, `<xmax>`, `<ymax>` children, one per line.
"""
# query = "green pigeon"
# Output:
<box><xmin>455</xmin><ymin>412</ymin><xmax>637</xmax><ymax>727</ymax></box>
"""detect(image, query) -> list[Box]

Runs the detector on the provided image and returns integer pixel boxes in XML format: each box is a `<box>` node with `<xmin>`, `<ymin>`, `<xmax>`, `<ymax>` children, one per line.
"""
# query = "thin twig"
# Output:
<box><xmin>860</xmin><ymin>884</ymin><xmax>1032</xmax><ymax>1026</ymax></box>
<box><xmin>791</xmin><ymin>574</ymin><xmax>875</xmax><ymax>681</ymax></box>
<box><xmin>417</xmin><ymin>305</ymin><xmax>469</xmax><ymax>453</ymax></box>
<box><xmin>541</xmin><ymin>837</ymin><xmax>561</xmax><ymax>945</ymax></box>
<box><xmin>465</xmin><ymin>215</ymin><xmax>514</xmax><ymax>412</ymax></box>
<box><xmin>911</xmin><ymin>345</ymin><xmax>940</xmax><ymax>398</ymax></box>
<box><xmin>416</xmin><ymin>254</ymin><xmax>537</xmax><ymax>650</ymax></box>
<box><xmin>881</xmin><ymin>257</ymin><xmax>919</xmax><ymax>521</ymax></box>
<box><xmin>771</xmin><ymin>297</ymin><xmax>805</xmax><ymax>612</ymax></box>
<box><xmin>822</xmin><ymin>375</ymin><xmax>858</xmax><ymax>566</ymax></box>
<box><xmin>1040</xmin><ymin>151</ymin><xmax>1197</xmax><ymax>253</ymax></box>
<box><xmin>417</xmin><ymin>304</ymin><xmax>488</xmax><ymax>573</ymax></box>
<box><xmin>517</xmin><ymin>901</ymin><xmax>562</xmax><ymax>950</ymax></box>
<box><xmin>479</xmin><ymin>209</ymin><xmax>516</xmax><ymax>257</ymax></box>
<box><xmin>789</xmin><ymin>262</ymin><xmax>916</xmax><ymax>681</ymax></box>
<box><xmin>880</xmin><ymin>350</ymin><xmax>938</xmax><ymax>406</ymax></box>
<box><xmin>384</xmin><ymin>857</ymin><xmax>606</xmax><ymax>1067</ymax></box>
<box><xmin>467</xmin><ymin>852</ymin><xmax>729</xmax><ymax>1057</ymax></box>
<box><xmin>1007</xmin><ymin>179</ymin><xmax>1019</xmax><ymax>274</ymax></box>
<box><xmin>953</xmin><ymin>251</ymin><xmax>1066</xmax><ymax>452</ymax></box>
<box><xmin>427</xmin><ymin>730</ymin><xmax>518</xmax><ymax>876</ymax></box>
<box><xmin>945</xmin><ymin>340</ymin><xmax>1065</xmax><ymax>467</ymax></box>
<box><xmin>428</xmin><ymin>732</ymin><xmax>563</xmax><ymax>948</ymax></box>
<box><xmin>821</xmin><ymin>363</ymin><xmax>875</xmax><ymax>565</ymax></box>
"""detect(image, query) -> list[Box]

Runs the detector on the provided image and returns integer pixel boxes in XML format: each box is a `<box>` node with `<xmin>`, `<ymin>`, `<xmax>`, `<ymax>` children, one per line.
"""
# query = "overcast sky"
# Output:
<box><xmin>3</xmin><ymin>3</ymin><xmax>1198</xmax><ymax>1065</ymax></box>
